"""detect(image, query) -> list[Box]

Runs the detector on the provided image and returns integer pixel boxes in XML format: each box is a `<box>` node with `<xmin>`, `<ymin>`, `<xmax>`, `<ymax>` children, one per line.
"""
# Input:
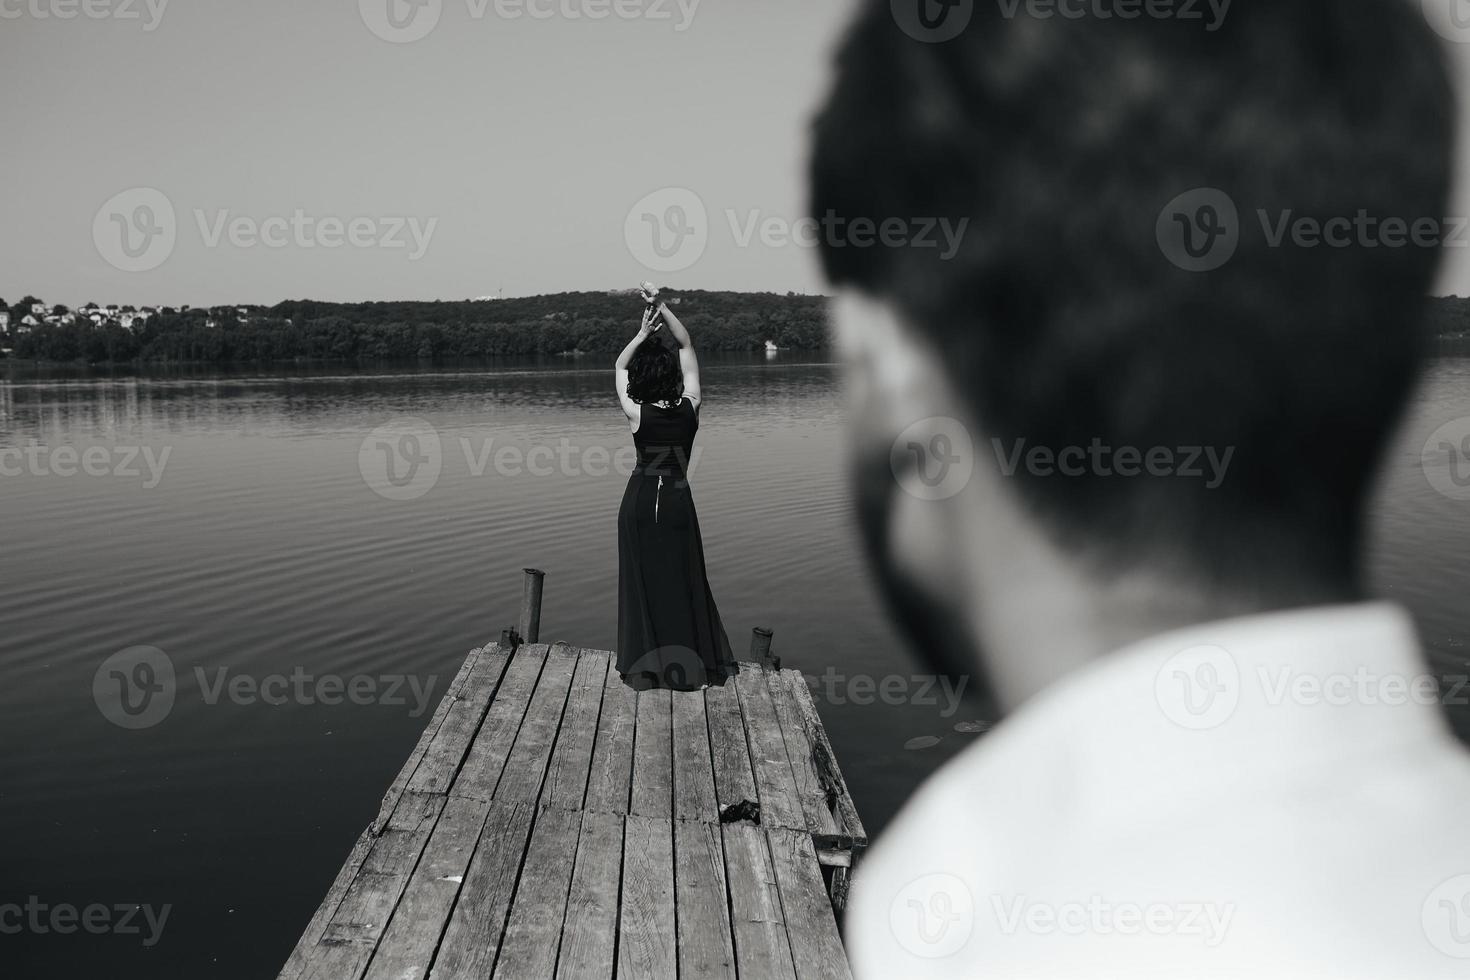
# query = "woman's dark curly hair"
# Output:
<box><xmin>626</xmin><ymin>338</ymin><xmax>683</xmax><ymax>405</ymax></box>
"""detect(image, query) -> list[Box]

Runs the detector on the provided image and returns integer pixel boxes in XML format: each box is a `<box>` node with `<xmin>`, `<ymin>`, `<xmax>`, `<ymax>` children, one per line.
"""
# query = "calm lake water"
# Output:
<box><xmin>4</xmin><ymin>352</ymin><xmax>1470</xmax><ymax>978</ymax></box>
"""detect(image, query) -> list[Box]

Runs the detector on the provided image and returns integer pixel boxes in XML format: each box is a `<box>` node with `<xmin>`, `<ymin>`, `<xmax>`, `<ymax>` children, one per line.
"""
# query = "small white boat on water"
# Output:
<box><xmin>764</xmin><ymin>340</ymin><xmax>779</xmax><ymax>353</ymax></box>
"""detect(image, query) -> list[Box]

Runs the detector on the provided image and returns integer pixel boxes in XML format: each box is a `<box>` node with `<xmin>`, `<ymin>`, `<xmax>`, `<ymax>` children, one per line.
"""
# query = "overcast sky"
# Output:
<box><xmin>6</xmin><ymin>0</ymin><xmax>1470</xmax><ymax>307</ymax></box>
<box><xmin>3</xmin><ymin>0</ymin><xmax>852</xmax><ymax>307</ymax></box>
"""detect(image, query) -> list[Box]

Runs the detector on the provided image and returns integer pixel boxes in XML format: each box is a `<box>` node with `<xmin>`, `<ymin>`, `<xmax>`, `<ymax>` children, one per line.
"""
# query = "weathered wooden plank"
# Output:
<box><xmin>787</xmin><ymin>671</ymin><xmax>867</xmax><ymax>844</ymax></box>
<box><xmin>491</xmin><ymin>807</ymin><xmax>581</xmax><ymax>978</ymax></box>
<box><xmin>493</xmin><ymin>646</ymin><xmax>579</xmax><ymax>803</ymax></box>
<box><xmin>768</xmin><ymin>669</ymin><xmax>842</xmax><ymax>841</ymax></box>
<box><xmin>723</xmin><ymin>823</ymin><xmax>798</xmax><ymax>980</ymax></box>
<box><xmin>406</xmin><ymin>648</ymin><xmax>513</xmax><ymax>796</ymax></box>
<box><xmin>427</xmin><ymin>801</ymin><xmax>535</xmax><ymax>980</ymax></box>
<box><xmin>618</xmin><ymin>814</ymin><xmax>676</xmax><ymax>980</ymax></box>
<box><xmin>281</xmin><ymin>652</ymin><xmax>486</xmax><ymax>980</ymax></box>
<box><xmin>279</xmin><ymin>829</ymin><xmax>378</xmax><ymax>980</ymax></box>
<box><xmin>450</xmin><ymin>645</ymin><xmax>548</xmax><ymax>801</ymax></box>
<box><xmin>734</xmin><ymin>667</ymin><xmax>805</xmax><ymax>831</ymax></box>
<box><xmin>301</xmin><ymin>793</ymin><xmax>446</xmax><ymax>980</ymax></box>
<box><xmin>542</xmin><ymin>650</ymin><xmax>611</xmax><ymax>811</ymax></box>
<box><xmin>373</xmin><ymin>648</ymin><xmax>483</xmax><ymax>831</ymax></box>
<box><xmin>704</xmin><ymin>678</ymin><xmax>759</xmax><ymax>814</ymax></box>
<box><xmin>672</xmin><ymin>690</ymin><xmax>719</xmax><ymax>823</ymax></box>
<box><xmin>584</xmin><ymin>664</ymin><xmax>636</xmax><ymax>814</ymax></box>
<box><xmin>674</xmin><ymin>820</ymin><xmax>737</xmax><ymax>980</ymax></box>
<box><xmin>362</xmin><ymin>795</ymin><xmax>492</xmax><ymax>980</ymax></box>
<box><xmin>555</xmin><ymin>811</ymin><xmax>623</xmax><ymax>980</ymax></box>
<box><xmin>630</xmin><ymin>688</ymin><xmax>673</xmax><ymax>817</ymax></box>
<box><xmin>768</xmin><ymin>828</ymin><xmax>853</xmax><ymax>980</ymax></box>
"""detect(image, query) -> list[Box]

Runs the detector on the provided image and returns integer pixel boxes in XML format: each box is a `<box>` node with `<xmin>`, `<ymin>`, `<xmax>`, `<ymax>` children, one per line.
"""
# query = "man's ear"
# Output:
<box><xmin>831</xmin><ymin>291</ymin><xmax>943</xmax><ymax>417</ymax></box>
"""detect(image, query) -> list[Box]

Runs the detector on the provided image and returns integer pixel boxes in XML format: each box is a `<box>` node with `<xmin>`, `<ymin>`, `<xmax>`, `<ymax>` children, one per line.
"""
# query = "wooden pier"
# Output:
<box><xmin>278</xmin><ymin>576</ymin><xmax>866</xmax><ymax>980</ymax></box>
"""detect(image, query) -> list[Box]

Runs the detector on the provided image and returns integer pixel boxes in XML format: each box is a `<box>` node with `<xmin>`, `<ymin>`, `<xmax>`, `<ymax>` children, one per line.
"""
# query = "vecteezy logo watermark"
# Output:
<box><xmin>1422</xmin><ymin>417</ymin><xmax>1470</xmax><ymax>502</ymax></box>
<box><xmin>808</xmin><ymin>669</ymin><xmax>970</xmax><ymax>718</ymax></box>
<box><xmin>891</xmin><ymin>873</ymin><xmax>975</xmax><ymax>958</ymax></box>
<box><xmin>1157</xmin><ymin>187</ymin><xmax>1240</xmax><ymax>273</ymax></box>
<box><xmin>1160</xmin><ymin>187</ymin><xmax>1470</xmax><ymax>271</ymax></box>
<box><xmin>1154</xmin><ymin>644</ymin><xmax>1239</xmax><ymax>730</ymax></box>
<box><xmin>193</xmin><ymin>210</ymin><xmax>437</xmax><ymax>259</ymax></box>
<box><xmin>994</xmin><ymin>0</ymin><xmax>1231</xmax><ymax>30</ymax></box>
<box><xmin>360</xmin><ymin>419</ymin><xmax>709</xmax><ymax>501</ymax></box>
<box><xmin>93</xmin><ymin>187</ymin><xmax>438</xmax><ymax>273</ymax></box>
<box><xmin>93</xmin><ymin>187</ymin><xmax>177</xmax><ymax>273</ymax></box>
<box><xmin>625</xmin><ymin>189</ymin><xmax>971</xmax><ymax>275</ymax></box>
<box><xmin>359</xmin><ymin>417</ymin><xmax>444</xmax><ymax>502</ymax></box>
<box><xmin>1423</xmin><ymin>0</ymin><xmax>1470</xmax><ymax>44</ymax></box>
<box><xmin>360</xmin><ymin>0</ymin><xmax>443</xmax><ymax>42</ymax></box>
<box><xmin>892</xmin><ymin>0</ymin><xmax>974</xmax><ymax>43</ymax></box>
<box><xmin>624</xmin><ymin>645</ymin><xmax>711</xmax><ymax>689</ymax></box>
<box><xmin>891</xmin><ymin>417</ymin><xmax>976</xmax><ymax>501</ymax></box>
<box><xmin>93</xmin><ymin>646</ymin><xmax>177</xmax><ymax>730</ymax></box>
<box><xmin>990</xmin><ymin>895</ymin><xmax>1235</xmax><ymax>946</ymax></box>
<box><xmin>0</xmin><ymin>444</ymin><xmax>171</xmax><ymax>488</ymax></box>
<box><xmin>0</xmin><ymin>897</ymin><xmax>171</xmax><ymax>948</ymax></box>
<box><xmin>360</xmin><ymin>0</ymin><xmax>701</xmax><ymax>42</ymax></box>
<box><xmin>625</xmin><ymin>187</ymin><xmax>710</xmax><ymax>274</ymax></box>
<box><xmin>727</xmin><ymin>210</ymin><xmax>969</xmax><ymax>261</ymax></box>
<box><xmin>1423</xmin><ymin>874</ymin><xmax>1470</xmax><ymax>958</ymax></box>
<box><xmin>92</xmin><ymin>647</ymin><xmax>440</xmax><ymax>729</ymax></box>
<box><xmin>992</xmin><ymin>438</ymin><xmax>1234</xmax><ymax>488</ymax></box>
<box><xmin>0</xmin><ymin>0</ymin><xmax>169</xmax><ymax>30</ymax></box>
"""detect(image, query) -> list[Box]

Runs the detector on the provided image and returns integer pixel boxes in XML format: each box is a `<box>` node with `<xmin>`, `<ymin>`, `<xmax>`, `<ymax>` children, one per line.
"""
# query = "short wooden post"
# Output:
<box><xmin>518</xmin><ymin>568</ymin><xmax>546</xmax><ymax>645</ymax></box>
<box><xmin>500</xmin><ymin>627</ymin><xmax>519</xmax><ymax>651</ymax></box>
<box><xmin>749</xmin><ymin>627</ymin><xmax>777</xmax><ymax>669</ymax></box>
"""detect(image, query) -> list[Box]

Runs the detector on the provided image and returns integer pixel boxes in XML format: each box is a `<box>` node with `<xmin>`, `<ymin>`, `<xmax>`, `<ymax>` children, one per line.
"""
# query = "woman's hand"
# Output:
<box><xmin>640</xmin><ymin>305</ymin><xmax>661</xmax><ymax>335</ymax></box>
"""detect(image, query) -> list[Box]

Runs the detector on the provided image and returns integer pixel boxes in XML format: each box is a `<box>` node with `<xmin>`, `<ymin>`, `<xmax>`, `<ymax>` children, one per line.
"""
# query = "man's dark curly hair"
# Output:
<box><xmin>810</xmin><ymin>0</ymin><xmax>1454</xmax><ymax>595</ymax></box>
<box><xmin>626</xmin><ymin>338</ymin><xmax>683</xmax><ymax>406</ymax></box>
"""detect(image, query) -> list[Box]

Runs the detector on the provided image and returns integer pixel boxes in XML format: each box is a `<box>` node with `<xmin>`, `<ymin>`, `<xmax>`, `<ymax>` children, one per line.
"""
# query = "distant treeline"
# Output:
<box><xmin>11</xmin><ymin>290</ymin><xmax>1470</xmax><ymax>365</ymax></box>
<box><xmin>7</xmin><ymin>290</ymin><xmax>832</xmax><ymax>364</ymax></box>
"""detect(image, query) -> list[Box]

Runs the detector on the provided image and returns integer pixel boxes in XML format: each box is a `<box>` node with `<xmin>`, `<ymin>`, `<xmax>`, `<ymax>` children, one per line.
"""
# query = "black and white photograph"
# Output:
<box><xmin>9</xmin><ymin>0</ymin><xmax>1470</xmax><ymax>977</ymax></box>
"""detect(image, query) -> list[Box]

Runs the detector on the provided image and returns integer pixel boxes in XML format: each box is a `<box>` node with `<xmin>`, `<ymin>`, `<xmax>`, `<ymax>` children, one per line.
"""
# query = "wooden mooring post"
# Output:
<box><xmin>749</xmin><ymin>625</ymin><xmax>778</xmax><ymax>669</ymax></box>
<box><xmin>517</xmin><ymin>568</ymin><xmax>545</xmax><ymax>644</ymax></box>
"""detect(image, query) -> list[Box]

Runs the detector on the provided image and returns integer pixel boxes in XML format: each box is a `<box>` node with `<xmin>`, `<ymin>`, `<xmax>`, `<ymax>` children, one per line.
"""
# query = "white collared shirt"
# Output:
<box><xmin>848</xmin><ymin>603</ymin><xmax>1470</xmax><ymax>979</ymax></box>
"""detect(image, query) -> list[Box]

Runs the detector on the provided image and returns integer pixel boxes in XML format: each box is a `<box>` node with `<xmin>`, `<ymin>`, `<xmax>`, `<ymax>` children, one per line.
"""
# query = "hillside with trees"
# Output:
<box><xmin>4</xmin><ymin>290</ymin><xmax>831</xmax><ymax>364</ymax></box>
<box><xmin>10</xmin><ymin>290</ymin><xmax>1470</xmax><ymax>365</ymax></box>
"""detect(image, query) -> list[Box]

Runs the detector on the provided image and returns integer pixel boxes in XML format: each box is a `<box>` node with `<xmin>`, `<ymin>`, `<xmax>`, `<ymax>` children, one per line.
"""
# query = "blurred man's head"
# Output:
<box><xmin>810</xmin><ymin>0</ymin><xmax>1454</xmax><ymax>710</ymax></box>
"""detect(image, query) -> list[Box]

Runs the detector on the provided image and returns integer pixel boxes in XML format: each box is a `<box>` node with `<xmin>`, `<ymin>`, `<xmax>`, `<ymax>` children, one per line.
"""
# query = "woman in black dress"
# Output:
<box><xmin>614</xmin><ymin>286</ymin><xmax>735</xmax><ymax>690</ymax></box>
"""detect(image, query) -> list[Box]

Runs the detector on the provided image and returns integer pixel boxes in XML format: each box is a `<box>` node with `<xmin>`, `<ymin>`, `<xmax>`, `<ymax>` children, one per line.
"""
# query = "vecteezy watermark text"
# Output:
<box><xmin>1158</xmin><ymin>186</ymin><xmax>1470</xmax><ymax>272</ymax></box>
<box><xmin>990</xmin><ymin>895</ymin><xmax>1235</xmax><ymax>946</ymax></box>
<box><xmin>993</xmin><ymin>438</ymin><xmax>1234</xmax><ymax>489</ymax></box>
<box><xmin>624</xmin><ymin>186</ymin><xmax>970</xmax><ymax>274</ymax></box>
<box><xmin>0</xmin><ymin>444</ymin><xmax>170</xmax><ymax>488</ymax></box>
<box><xmin>358</xmin><ymin>417</ymin><xmax>704</xmax><ymax>502</ymax></box>
<box><xmin>995</xmin><ymin>0</ymin><xmax>1230</xmax><ymax>29</ymax></box>
<box><xmin>1154</xmin><ymin>643</ymin><xmax>1470</xmax><ymax>731</ymax></box>
<box><xmin>359</xmin><ymin>0</ymin><xmax>701</xmax><ymax>44</ymax></box>
<box><xmin>0</xmin><ymin>0</ymin><xmax>168</xmax><ymax>30</ymax></box>
<box><xmin>808</xmin><ymin>668</ymin><xmax>970</xmax><ymax>718</ymax></box>
<box><xmin>93</xmin><ymin>187</ymin><xmax>438</xmax><ymax>273</ymax></box>
<box><xmin>93</xmin><ymin>646</ymin><xmax>438</xmax><ymax>729</ymax></box>
<box><xmin>0</xmin><ymin>897</ymin><xmax>170</xmax><ymax>948</ymax></box>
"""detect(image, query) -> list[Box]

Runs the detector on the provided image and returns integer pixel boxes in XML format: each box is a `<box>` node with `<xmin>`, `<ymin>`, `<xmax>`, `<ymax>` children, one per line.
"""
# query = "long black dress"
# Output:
<box><xmin>617</xmin><ymin>398</ymin><xmax>735</xmax><ymax>690</ymax></box>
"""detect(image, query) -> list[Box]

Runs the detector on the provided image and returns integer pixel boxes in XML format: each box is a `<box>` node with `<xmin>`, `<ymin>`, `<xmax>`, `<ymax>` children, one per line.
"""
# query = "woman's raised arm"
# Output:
<box><xmin>614</xmin><ymin>309</ymin><xmax>657</xmax><ymax>421</ymax></box>
<box><xmin>652</xmin><ymin>302</ymin><xmax>702</xmax><ymax>406</ymax></box>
